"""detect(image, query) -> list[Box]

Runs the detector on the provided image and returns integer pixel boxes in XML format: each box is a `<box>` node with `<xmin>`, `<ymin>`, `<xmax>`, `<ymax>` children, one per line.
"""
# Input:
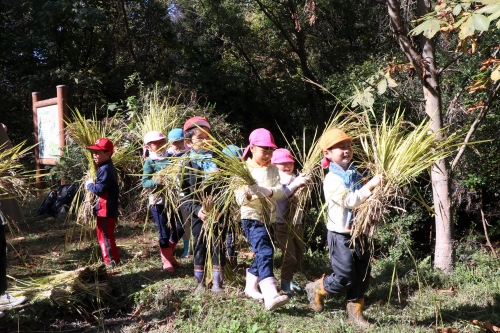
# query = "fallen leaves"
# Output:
<box><xmin>438</xmin><ymin>286</ymin><xmax>456</xmax><ymax>293</ymax></box>
<box><xmin>471</xmin><ymin>319</ymin><xmax>500</xmax><ymax>332</ymax></box>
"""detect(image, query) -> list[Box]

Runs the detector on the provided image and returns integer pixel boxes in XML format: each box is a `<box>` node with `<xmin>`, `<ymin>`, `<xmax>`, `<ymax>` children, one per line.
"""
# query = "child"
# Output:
<box><xmin>222</xmin><ymin>144</ymin><xmax>243</xmax><ymax>268</ymax></box>
<box><xmin>142</xmin><ymin>130</ymin><xmax>185</xmax><ymax>273</ymax></box>
<box><xmin>179</xmin><ymin>116</ymin><xmax>226</xmax><ymax>294</ymax></box>
<box><xmin>85</xmin><ymin>138</ymin><xmax>120</xmax><ymax>266</ymax></box>
<box><xmin>166</xmin><ymin>128</ymin><xmax>192</xmax><ymax>259</ymax></box>
<box><xmin>271</xmin><ymin>148</ymin><xmax>308</xmax><ymax>294</ymax></box>
<box><xmin>305</xmin><ymin>128</ymin><xmax>383</xmax><ymax>328</ymax></box>
<box><xmin>235</xmin><ymin>128</ymin><xmax>289</xmax><ymax>311</ymax></box>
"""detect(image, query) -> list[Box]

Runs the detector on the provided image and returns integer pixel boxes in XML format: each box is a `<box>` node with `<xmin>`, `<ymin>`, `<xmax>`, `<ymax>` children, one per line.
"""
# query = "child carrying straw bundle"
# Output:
<box><xmin>235</xmin><ymin>128</ymin><xmax>289</xmax><ymax>311</ymax></box>
<box><xmin>84</xmin><ymin>138</ymin><xmax>120</xmax><ymax>266</ymax></box>
<box><xmin>179</xmin><ymin>117</ymin><xmax>227</xmax><ymax>294</ymax></box>
<box><xmin>142</xmin><ymin>130</ymin><xmax>186</xmax><ymax>273</ymax></box>
<box><xmin>271</xmin><ymin>148</ymin><xmax>309</xmax><ymax>295</ymax></box>
<box><xmin>305</xmin><ymin>128</ymin><xmax>383</xmax><ymax>328</ymax></box>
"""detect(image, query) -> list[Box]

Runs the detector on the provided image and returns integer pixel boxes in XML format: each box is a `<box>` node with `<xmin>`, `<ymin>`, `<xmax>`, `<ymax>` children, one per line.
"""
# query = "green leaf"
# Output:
<box><xmin>425</xmin><ymin>18</ymin><xmax>442</xmax><ymax>38</ymax></box>
<box><xmin>410</xmin><ymin>18</ymin><xmax>441</xmax><ymax>39</ymax></box>
<box><xmin>459</xmin><ymin>17</ymin><xmax>475</xmax><ymax>39</ymax></box>
<box><xmin>475</xmin><ymin>3</ymin><xmax>500</xmax><ymax>14</ymax></box>
<box><xmin>377</xmin><ymin>79</ymin><xmax>388</xmax><ymax>95</ymax></box>
<box><xmin>492</xmin><ymin>65</ymin><xmax>500</xmax><ymax>81</ymax></box>
<box><xmin>471</xmin><ymin>13</ymin><xmax>490</xmax><ymax>31</ymax></box>
<box><xmin>453</xmin><ymin>4</ymin><xmax>463</xmax><ymax>16</ymax></box>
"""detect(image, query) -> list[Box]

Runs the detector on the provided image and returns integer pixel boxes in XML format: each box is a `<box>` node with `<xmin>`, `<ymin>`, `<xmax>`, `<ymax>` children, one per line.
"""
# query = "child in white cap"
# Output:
<box><xmin>142</xmin><ymin>131</ymin><xmax>185</xmax><ymax>273</ymax></box>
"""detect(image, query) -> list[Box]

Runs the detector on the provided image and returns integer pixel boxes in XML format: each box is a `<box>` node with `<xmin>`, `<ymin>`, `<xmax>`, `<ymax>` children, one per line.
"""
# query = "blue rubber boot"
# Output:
<box><xmin>181</xmin><ymin>239</ymin><xmax>190</xmax><ymax>258</ymax></box>
<box><xmin>194</xmin><ymin>266</ymin><xmax>205</xmax><ymax>294</ymax></box>
<box><xmin>281</xmin><ymin>279</ymin><xmax>292</xmax><ymax>294</ymax></box>
<box><xmin>290</xmin><ymin>280</ymin><xmax>302</xmax><ymax>292</ymax></box>
<box><xmin>212</xmin><ymin>265</ymin><xmax>224</xmax><ymax>294</ymax></box>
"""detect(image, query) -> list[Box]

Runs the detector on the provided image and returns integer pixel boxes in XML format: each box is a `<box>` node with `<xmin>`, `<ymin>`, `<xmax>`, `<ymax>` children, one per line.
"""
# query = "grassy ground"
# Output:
<box><xmin>1</xmin><ymin>197</ymin><xmax>499</xmax><ymax>333</ymax></box>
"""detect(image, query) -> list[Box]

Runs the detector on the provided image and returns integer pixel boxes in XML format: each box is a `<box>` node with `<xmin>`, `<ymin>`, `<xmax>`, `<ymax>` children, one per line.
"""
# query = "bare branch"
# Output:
<box><xmin>451</xmin><ymin>80</ymin><xmax>500</xmax><ymax>170</ymax></box>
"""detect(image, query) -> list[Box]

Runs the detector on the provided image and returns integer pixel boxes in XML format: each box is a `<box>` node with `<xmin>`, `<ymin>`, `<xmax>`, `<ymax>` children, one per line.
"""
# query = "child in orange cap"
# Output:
<box><xmin>85</xmin><ymin>138</ymin><xmax>120</xmax><ymax>266</ymax></box>
<box><xmin>305</xmin><ymin>128</ymin><xmax>383</xmax><ymax>328</ymax></box>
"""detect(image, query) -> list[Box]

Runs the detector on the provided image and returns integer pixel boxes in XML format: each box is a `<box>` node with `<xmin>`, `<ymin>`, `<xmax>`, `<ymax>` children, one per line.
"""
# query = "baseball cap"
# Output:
<box><xmin>86</xmin><ymin>138</ymin><xmax>114</xmax><ymax>154</ymax></box>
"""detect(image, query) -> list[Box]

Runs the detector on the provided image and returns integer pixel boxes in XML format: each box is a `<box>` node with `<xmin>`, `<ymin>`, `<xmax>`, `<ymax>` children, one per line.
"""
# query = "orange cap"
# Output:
<box><xmin>318</xmin><ymin>128</ymin><xmax>351</xmax><ymax>151</ymax></box>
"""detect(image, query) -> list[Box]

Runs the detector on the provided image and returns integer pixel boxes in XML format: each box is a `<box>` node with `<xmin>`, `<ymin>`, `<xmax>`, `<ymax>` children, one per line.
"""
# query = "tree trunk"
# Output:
<box><xmin>388</xmin><ymin>0</ymin><xmax>454</xmax><ymax>271</ymax></box>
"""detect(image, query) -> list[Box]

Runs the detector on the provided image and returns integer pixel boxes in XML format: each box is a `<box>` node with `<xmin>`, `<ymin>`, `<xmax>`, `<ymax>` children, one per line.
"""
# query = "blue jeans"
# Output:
<box><xmin>242</xmin><ymin>219</ymin><xmax>274</xmax><ymax>281</ymax></box>
<box><xmin>151</xmin><ymin>205</ymin><xmax>185</xmax><ymax>248</ymax></box>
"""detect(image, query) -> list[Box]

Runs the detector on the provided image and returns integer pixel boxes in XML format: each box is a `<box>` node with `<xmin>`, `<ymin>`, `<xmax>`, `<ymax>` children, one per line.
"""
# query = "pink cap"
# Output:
<box><xmin>87</xmin><ymin>138</ymin><xmax>114</xmax><ymax>154</ymax></box>
<box><xmin>242</xmin><ymin>128</ymin><xmax>278</xmax><ymax>159</ymax></box>
<box><xmin>144</xmin><ymin>131</ymin><xmax>167</xmax><ymax>145</ymax></box>
<box><xmin>271</xmin><ymin>148</ymin><xmax>294</xmax><ymax>164</ymax></box>
<box><xmin>183</xmin><ymin>116</ymin><xmax>211</xmax><ymax>131</ymax></box>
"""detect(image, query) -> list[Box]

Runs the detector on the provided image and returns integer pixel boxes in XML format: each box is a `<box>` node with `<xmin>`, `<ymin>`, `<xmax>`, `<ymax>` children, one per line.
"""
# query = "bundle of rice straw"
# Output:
<box><xmin>350</xmin><ymin>109</ymin><xmax>462</xmax><ymax>240</ymax></box>
<box><xmin>11</xmin><ymin>265</ymin><xmax>109</xmax><ymax>321</ymax></box>
<box><xmin>0</xmin><ymin>141</ymin><xmax>34</xmax><ymax>201</ymax></box>
<box><xmin>64</xmin><ymin>109</ymin><xmax>132</xmax><ymax>250</ymax></box>
<box><xmin>279</xmin><ymin>110</ymin><xmax>361</xmax><ymax>230</ymax></box>
<box><xmin>130</xmin><ymin>84</ymin><xmax>186</xmax><ymax>148</ymax></box>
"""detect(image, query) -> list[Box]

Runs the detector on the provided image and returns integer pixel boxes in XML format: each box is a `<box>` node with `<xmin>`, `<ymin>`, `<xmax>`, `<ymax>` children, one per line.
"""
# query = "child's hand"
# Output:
<box><xmin>366</xmin><ymin>174</ymin><xmax>384</xmax><ymax>190</ymax></box>
<box><xmin>198</xmin><ymin>209</ymin><xmax>207</xmax><ymax>222</ymax></box>
<box><xmin>289</xmin><ymin>174</ymin><xmax>310</xmax><ymax>192</ymax></box>
<box><xmin>85</xmin><ymin>179</ymin><xmax>94</xmax><ymax>189</ymax></box>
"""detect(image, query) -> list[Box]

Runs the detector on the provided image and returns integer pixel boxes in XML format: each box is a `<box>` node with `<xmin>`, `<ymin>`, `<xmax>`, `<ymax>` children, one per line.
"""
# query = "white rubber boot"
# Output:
<box><xmin>244</xmin><ymin>269</ymin><xmax>264</xmax><ymax>301</ymax></box>
<box><xmin>259</xmin><ymin>277</ymin><xmax>289</xmax><ymax>311</ymax></box>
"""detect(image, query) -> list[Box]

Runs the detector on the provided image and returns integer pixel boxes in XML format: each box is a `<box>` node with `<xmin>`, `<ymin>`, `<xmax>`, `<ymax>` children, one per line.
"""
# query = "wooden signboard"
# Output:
<box><xmin>32</xmin><ymin>85</ymin><xmax>68</xmax><ymax>189</ymax></box>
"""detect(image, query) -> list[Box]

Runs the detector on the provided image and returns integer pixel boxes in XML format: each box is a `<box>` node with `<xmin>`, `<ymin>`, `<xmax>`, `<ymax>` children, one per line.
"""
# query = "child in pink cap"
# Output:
<box><xmin>271</xmin><ymin>148</ymin><xmax>309</xmax><ymax>294</ymax></box>
<box><xmin>235</xmin><ymin>128</ymin><xmax>289</xmax><ymax>311</ymax></box>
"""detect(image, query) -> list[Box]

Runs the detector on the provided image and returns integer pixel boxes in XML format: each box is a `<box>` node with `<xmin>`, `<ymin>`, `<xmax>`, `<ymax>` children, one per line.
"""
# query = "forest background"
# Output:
<box><xmin>1</xmin><ymin>0</ymin><xmax>500</xmax><ymax>332</ymax></box>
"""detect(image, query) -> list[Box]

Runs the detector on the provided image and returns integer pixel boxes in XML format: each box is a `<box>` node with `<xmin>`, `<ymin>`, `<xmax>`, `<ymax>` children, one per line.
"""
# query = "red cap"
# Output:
<box><xmin>86</xmin><ymin>138</ymin><xmax>114</xmax><ymax>154</ymax></box>
<box><xmin>183</xmin><ymin>116</ymin><xmax>211</xmax><ymax>131</ymax></box>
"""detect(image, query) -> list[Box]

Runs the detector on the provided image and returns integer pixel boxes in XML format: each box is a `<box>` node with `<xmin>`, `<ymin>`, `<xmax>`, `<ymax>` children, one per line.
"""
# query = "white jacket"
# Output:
<box><xmin>323</xmin><ymin>172</ymin><xmax>372</xmax><ymax>235</ymax></box>
<box><xmin>235</xmin><ymin>160</ymin><xmax>284</xmax><ymax>223</ymax></box>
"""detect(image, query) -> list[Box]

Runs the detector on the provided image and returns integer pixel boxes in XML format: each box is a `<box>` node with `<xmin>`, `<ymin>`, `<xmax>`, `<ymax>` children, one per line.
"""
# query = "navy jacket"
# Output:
<box><xmin>87</xmin><ymin>159</ymin><xmax>119</xmax><ymax>218</ymax></box>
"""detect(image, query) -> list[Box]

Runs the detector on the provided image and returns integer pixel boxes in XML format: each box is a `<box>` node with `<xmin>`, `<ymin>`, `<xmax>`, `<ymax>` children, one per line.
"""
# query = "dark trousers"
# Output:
<box><xmin>1</xmin><ymin>225</ymin><xmax>7</xmax><ymax>294</ymax></box>
<box><xmin>96</xmin><ymin>217</ymin><xmax>120</xmax><ymax>265</ymax></box>
<box><xmin>242</xmin><ymin>219</ymin><xmax>274</xmax><ymax>281</ymax></box>
<box><xmin>191</xmin><ymin>216</ymin><xmax>226</xmax><ymax>267</ymax></box>
<box><xmin>323</xmin><ymin>231</ymin><xmax>371</xmax><ymax>301</ymax></box>
<box><xmin>151</xmin><ymin>205</ymin><xmax>185</xmax><ymax>248</ymax></box>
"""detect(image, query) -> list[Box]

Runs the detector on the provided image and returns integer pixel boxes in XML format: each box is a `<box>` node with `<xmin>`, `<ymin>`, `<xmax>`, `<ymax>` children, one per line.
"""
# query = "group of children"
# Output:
<box><xmin>84</xmin><ymin>116</ymin><xmax>383</xmax><ymax>327</ymax></box>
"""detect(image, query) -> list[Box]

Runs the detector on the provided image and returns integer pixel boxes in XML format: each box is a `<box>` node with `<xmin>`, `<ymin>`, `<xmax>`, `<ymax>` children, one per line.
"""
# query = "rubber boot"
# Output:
<box><xmin>305</xmin><ymin>276</ymin><xmax>328</xmax><ymax>312</ymax></box>
<box><xmin>181</xmin><ymin>239</ymin><xmax>190</xmax><ymax>258</ymax></box>
<box><xmin>212</xmin><ymin>265</ymin><xmax>224</xmax><ymax>294</ymax></box>
<box><xmin>160</xmin><ymin>247</ymin><xmax>175</xmax><ymax>273</ymax></box>
<box><xmin>347</xmin><ymin>298</ymin><xmax>374</xmax><ymax>328</ymax></box>
<box><xmin>290</xmin><ymin>280</ymin><xmax>302</xmax><ymax>292</ymax></box>
<box><xmin>168</xmin><ymin>241</ymin><xmax>180</xmax><ymax>267</ymax></box>
<box><xmin>194</xmin><ymin>266</ymin><xmax>205</xmax><ymax>294</ymax></box>
<box><xmin>281</xmin><ymin>279</ymin><xmax>292</xmax><ymax>294</ymax></box>
<box><xmin>244</xmin><ymin>269</ymin><xmax>264</xmax><ymax>301</ymax></box>
<box><xmin>259</xmin><ymin>277</ymin><xmax>290</xmax><ymax>311</ymax></box>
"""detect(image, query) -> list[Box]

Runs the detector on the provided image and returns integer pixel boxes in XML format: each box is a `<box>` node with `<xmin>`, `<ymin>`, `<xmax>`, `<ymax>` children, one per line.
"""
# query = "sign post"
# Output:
<box><xmin>32</xmin><ymin>85</ymin><xmax>68</xmax><ymax>192</ymax></box>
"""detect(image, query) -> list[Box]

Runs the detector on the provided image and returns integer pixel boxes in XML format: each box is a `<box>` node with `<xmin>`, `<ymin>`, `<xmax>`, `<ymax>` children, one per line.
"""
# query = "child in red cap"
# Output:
<box><xmin>305</xmin><ymin>128</ymin><xmax>383</xmax><ymax>328</ymax></box>
<box><xmin>179</xmin><ymin>116</ymin><xmax>226</xmax><ymax>294</ymax></box>
<box><xmin>85</xmin><ymin>138</ymin><xmax>120</xmax><ymax>266</ymax></box>
<box><xmin>235</xmin><ymin>128</ymin><xmax>290</xmax><ymax>311</ymax></box>
<box><xmin>271</xmin><ymin>148</ymin><xmax>309</xmax><ymax>295</ymax></box>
